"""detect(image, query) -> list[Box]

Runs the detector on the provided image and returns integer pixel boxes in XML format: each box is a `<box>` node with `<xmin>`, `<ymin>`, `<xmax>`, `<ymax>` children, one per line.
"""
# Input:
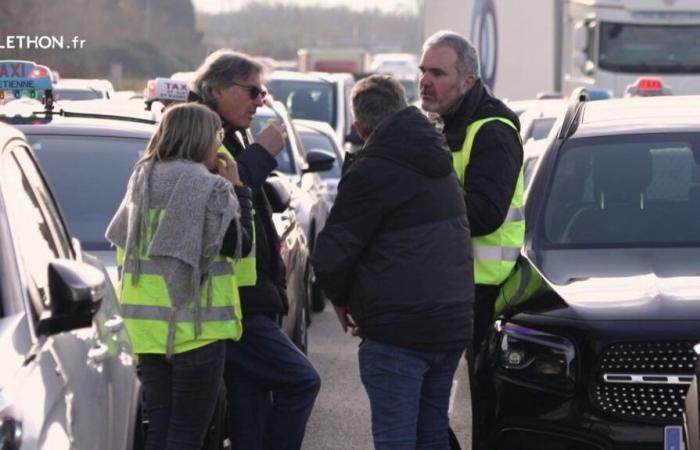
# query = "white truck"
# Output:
<box><xmin>422</xmin><ymin>0</ymin><xmax>700</xmax><ymax>99</ymax></box>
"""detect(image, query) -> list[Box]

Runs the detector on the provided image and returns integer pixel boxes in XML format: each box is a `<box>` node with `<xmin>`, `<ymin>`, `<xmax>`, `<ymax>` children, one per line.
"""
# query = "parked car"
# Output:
<box><xmin>51</xmin><ymin>78</ymin><xmax>115</xmax><ymax>101</ymax></box>
<box><xmin>266</xmin><ymin>70</ymin><xmax>358</xmax><ymax>150</ymax></box>
<box><xmin>293</xmin><ymin>119</ymin><xmax>343</xmax><ymax>206</ymax></box>
<box><xmin>482</xmin><ymin>92</ymin><xmax>700</xmax><ymax>449</ymax></box>
<box><xmin>0</xmin><ymin>122</ymin><xmax>141</xmax><ymax>450</ymax></box>
<box><xmin>0</xmin><ymin>103</ymin><xmax>310</xmax><ymax>354</ymax></box>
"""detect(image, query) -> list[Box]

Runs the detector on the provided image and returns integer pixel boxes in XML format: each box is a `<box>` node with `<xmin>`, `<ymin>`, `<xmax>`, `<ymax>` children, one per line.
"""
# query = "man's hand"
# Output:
<box><xmin>333</xmin><ymin>305</ymin><xmax>360</xmax><ymax>336</ymax></box>
<box><xmin>256</xmin><ymin>119</ymin><xmax>286</xmax><ymax>157</ymax></box>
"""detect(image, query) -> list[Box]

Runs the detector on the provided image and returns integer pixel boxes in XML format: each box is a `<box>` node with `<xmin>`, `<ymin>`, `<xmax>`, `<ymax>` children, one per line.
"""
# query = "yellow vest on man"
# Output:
<box><xmin>451</xmin><ymin>117</ymin><xmax>525</xmax><ymax>285</ymax></box>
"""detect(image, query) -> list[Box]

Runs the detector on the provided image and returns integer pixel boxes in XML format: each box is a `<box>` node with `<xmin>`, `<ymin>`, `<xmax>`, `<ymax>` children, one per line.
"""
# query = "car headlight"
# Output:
<box><xmin>493</xmin><ymin>321</ymin><xmax>576</xmax><ymax>394</ymax></box>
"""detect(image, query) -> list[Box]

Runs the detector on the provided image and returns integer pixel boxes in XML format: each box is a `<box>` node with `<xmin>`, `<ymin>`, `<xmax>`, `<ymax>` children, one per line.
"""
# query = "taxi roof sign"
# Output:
<box><xmin>0</xmin><ymin>60</ymin><xmax>53</xmax><ymax>91</ymax></box>
<box><xmin>144</xmin><ymin>78</ymin><xmax>189</xmax><ymax>103</ymax></box>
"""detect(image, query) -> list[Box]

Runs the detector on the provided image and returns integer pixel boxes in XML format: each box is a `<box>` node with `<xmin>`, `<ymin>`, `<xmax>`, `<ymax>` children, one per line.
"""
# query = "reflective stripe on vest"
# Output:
<box><xmin>218</xmin><ymin>144</ymin><xmax>257</xmax><ymax>287</ymax></box>
<box><xmin>116</xmin><ymin>207</ymin><xmax>243</xmax><ymax>356</ymax></box>
<box><xmin>452</xmin><ymin>117</ymin><xmax>525</xmax><ymax>285</ymax></box>
<box><xmin>493</xmin><ymin>256</ymin><xmax>548</xmax><ymax>317</ymax></box>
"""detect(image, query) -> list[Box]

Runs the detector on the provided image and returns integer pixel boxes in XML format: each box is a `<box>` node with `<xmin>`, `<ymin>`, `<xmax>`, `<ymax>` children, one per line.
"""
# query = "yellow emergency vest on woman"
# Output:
<box><xmin>116</xmin><ymin>208</ymin><xmax>243</xmax><ymax>356</ymax></box>
<box><xmin>218</xmin><ymin>143</ymin><xmax>256</xmax><ymax>287</ymax></box>
<box><xmin>451</xmin><ymin>117</ymin><xmax>525</xmax><ymax>285</ymax></box>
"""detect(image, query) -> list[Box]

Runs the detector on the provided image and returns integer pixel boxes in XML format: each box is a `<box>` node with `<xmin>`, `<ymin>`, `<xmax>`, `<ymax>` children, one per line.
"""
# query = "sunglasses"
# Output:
<box><xmin>231</xmin><ymin>81</ymin><xmax>267</xmax><ymax>100</ymax></box>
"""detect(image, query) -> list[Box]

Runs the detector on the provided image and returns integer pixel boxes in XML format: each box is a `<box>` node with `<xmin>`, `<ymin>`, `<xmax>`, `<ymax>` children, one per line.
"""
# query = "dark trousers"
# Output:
<box><xmin>359</xmin><ymin>339</ymin><xmax>464</xmax><ymax>450</ymax></box>
<box><xmin>138</xmin><ymin>341</ymin><xmax>226</xmax><ymax>450</ymax></box>
<box><xmin>224</xmin><ymin>315</ymin><xmax>321</xmax><ymax>450</ymax></box>
<box><xmin>468</xmin><ymin>284</ymin><xmax>499</xmax><ymax>450</ymax></box>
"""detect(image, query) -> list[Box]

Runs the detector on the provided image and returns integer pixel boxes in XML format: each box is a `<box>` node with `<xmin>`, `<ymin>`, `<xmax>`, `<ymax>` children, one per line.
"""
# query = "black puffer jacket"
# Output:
<box><xmin>442</xmin><ymin>78</ymin><xmax>522</xmax><ymax>237</ymax></box>
<box><xmin>313</xmin><ymin>106</ymin><xmax>474</xmax><ymax>351</ymax></box>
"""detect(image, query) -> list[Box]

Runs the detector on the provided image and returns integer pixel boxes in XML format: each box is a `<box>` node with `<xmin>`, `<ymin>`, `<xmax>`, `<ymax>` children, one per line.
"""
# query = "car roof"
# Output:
<box><xmin>0</xmin><ymin>121</ymin><xmax>27</xmax><ymax>142</ymax></box>
<box><xmin>6</xmin><ymin>114</ymin><xmax>155</xmax><ymax>138</ymax></box>
<box><xmin>572</xmin><ymin>95</ymin><xmax>700</xmax><ymax>138</ymax></box>
<box><xmin>292</xmin><ymin>119</ymin><xmax>336</xmax><ymax>137</ymax></box>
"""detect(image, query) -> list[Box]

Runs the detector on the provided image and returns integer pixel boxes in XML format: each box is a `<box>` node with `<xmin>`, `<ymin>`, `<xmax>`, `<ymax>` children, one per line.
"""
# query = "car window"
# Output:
<box><xmin>299</xmin><ymin>131</ymin><xmax>341</xmax><ymax>179</ymax></box>
<box><xmin>267</xmin><ymin>80</ymin><xmax>335</xmax><ymax>127</ymax></box>
<box><xmin>52</xmin><ymin>88</ymin><xmax>103</xmax><ymax>101</ymax></box>
<box><xmin>1</xmin><ymin>144</ymin><xmax>72</xmax><ymax>316</ymax></box>
<box><xmin>528</xmin><ymin>117</ymin><xmax>557</xmax><ymax>141</ymax></box>
<box><xmin>542</xmin><ymin>133</ymin><xmax>700</xmax><ymax>246</ymax></box>
<box><xmin>28</xmin><ymin>135</ymin><xmax>148</xmax><ymax>250</ymax></box>
<box><xmin>250</xmin><ymin>112</ymin><xmax>295</xmax><ymax>175</ymax></box>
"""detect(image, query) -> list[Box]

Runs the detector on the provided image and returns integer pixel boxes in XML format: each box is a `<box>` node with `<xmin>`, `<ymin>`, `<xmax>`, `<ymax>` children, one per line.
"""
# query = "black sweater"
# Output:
<box><xmin>313</xmin><ymin>106</ymin><xmax>474</xmax><ymax>351</ymax></box>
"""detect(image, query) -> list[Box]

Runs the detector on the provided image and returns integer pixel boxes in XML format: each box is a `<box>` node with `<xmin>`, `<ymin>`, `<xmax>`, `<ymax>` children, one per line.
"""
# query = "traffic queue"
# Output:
<box><xmin>1</xmin><ymin>47</ymin><xmax>700</xmax><ymax>450</ymax></box>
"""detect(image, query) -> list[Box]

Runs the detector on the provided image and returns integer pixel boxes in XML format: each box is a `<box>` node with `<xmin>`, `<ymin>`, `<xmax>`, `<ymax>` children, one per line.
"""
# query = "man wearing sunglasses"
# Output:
<box><xmin>189</xmin><ymin>49</ymin><xmax>321</xmax><ymax>450</ymax></box>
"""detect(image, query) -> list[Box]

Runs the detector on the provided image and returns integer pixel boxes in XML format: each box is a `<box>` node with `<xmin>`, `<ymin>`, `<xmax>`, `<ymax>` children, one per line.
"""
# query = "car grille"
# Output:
<box><xmin>591</xmin><ymin>341</ymin><xmax>698</xmax><ymax>423</ymax></box>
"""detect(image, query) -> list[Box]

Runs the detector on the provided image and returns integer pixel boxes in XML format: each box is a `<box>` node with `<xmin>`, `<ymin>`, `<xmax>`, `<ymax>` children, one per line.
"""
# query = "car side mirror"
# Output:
<box><xmin>264</xmin><ymin>175</ymin><xmax>292</xmax><ymax>213</ymax></box>
<box><xmin>36</xmin><ymin>260</ymin><xmax>106</xmax><ymax>336</ymax></box>
<box><xmin>303</xmin><ymin>149</ymin><xmax>336</xmax><ymax>173</ymax></box>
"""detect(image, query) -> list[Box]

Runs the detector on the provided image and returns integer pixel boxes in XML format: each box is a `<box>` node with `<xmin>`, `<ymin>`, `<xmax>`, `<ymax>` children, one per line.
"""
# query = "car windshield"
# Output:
<box><xmin>267</xmin><ymin>80</ymin><xmax>336</xmax><ymax>128</ymax></box>
<box><xmin>250</xmin><ymin>112</ymin><xmax>295</xmax><ymax>175</ymax></box>
<box><xmin>542</xmin><ymin>132</ymin><xmax>700</xmax><ymax>247</ymax></box>
<box><xmin>598</xmin><ymin>23</ymin><xmax>700</xmax><ymax>74</ymax></box>
<box><xmin>298</xmin><ymin>131</ymin><xmax>341</xmax><ymax>179</ymax></box>
<box><xmin>28</xmin><ymin>135</ymin><xmax>147</xmax><ymax>250</ymax></box>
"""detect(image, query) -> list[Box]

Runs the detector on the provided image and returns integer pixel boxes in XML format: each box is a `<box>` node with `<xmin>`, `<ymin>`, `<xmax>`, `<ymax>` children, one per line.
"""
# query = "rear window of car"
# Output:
<box><xmin>27</xmin><ymin>135</ymin><xmax>147</xmax><ymax>250</ymax></box>
<box><xmin>542</xmin><ymin>132</ymin><xmax>700</xmax><ymax>247</ymax></box>
<box><xmin>267</xmin><ymin>80</ymin><xmax>335</xmax><ymax>128</ymax></box>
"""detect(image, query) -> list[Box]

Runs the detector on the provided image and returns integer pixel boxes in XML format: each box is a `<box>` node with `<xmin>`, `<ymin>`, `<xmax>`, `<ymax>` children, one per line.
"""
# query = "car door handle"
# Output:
<box><xmin>105</xmin><ymin>315</ymin><xmax>124</xmax><ymax>333</ymax></box>
<box><xmin>87</xmin><ymin>343</ymin><xmax>109</xmax><ymax>364</ymax></box>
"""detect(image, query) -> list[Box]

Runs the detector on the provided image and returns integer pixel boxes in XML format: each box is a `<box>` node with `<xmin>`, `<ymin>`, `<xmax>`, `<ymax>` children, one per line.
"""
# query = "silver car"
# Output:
<box><xmin>0</xmin><ymin>123</ymin><xmax>141</xmax><ymax>450</ymax></box>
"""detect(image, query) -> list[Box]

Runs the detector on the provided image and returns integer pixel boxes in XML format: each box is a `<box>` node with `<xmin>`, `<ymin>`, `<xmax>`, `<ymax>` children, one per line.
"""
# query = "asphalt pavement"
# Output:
<box><xmin>303</xmin><ymin>307</ymin><xmax>473</xmax><ymax>450</ymax></box>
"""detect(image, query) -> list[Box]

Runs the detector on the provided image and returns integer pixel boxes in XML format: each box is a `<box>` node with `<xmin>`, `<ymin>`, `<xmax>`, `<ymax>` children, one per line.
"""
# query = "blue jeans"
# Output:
<box><xmin>137</xmin><ymin>340</ymin><xmax>226</xmax><ymax>450</ymax></box>
<box><xmin>224</xmin><ymin>315</ymin><xmax>321</xmax><ymax>450</ymax></box>
<box><xmin>359</xmin><ymin>339</ymin><xmax>464</xmax><ymax>450</ymax></box>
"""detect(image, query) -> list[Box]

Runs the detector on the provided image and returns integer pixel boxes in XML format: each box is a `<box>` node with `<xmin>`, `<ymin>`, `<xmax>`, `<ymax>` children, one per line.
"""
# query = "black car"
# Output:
<box><xmin>0</xmin><ymin>122</ymin><xmax>141</xmax><ymax>450</ymax></box>
<box><xmin>0</xmin><ymin>103</ymin><xmax>310</xmax><ymax>353</ymax></box>
<box><xmin>482</xmin><ymin>92</ymin><xmax>700</xmax><ymax>449</ymax></box>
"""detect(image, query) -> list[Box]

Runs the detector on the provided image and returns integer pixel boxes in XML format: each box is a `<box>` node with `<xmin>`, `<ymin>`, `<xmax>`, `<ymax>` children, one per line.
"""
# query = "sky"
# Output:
<box><xmin>192</xmin><ymin>0</ymin><xmax>418</xmax><ymax>14</ymax></box>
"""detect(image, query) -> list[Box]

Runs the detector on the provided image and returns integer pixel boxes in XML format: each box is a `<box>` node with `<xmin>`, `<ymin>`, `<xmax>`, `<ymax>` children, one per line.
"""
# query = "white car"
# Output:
<box><xmin>266</xmin><ymin>70</ymin><xmax>357</xmax><ymax>151</ymax></box>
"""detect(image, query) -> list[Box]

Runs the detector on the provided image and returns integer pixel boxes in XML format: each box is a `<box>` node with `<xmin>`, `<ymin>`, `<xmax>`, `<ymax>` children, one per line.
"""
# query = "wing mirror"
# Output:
<box><xmin>36</xmin><ymin>260</ymin><xmax>106</xmax><ymax>336</ymax></box>
<box><xmin>303</xmin><ymin>149</ymin><xmax>336</xmax><ymax>174</ymax></box>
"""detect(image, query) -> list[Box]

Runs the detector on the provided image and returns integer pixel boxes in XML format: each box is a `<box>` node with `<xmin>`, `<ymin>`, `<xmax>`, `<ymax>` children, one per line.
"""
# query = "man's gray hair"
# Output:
<box><xmin>190</xmin><ymin>49</ymin><xmax>263</xmax><ymax>109</ymax></box>
<box><xmin>422</xmin><ymin>30</ymin><xmax>480</xmax><ymax>78</ymax></box>
<box><xmin>351</xmin><ymin>74</ymin><xmax>407</xmax><ymax>135</ymax></box>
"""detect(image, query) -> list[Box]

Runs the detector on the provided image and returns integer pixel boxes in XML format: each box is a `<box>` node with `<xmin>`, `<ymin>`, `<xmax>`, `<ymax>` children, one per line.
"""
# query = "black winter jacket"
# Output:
<box><xmin>222</xmin><ymin>132</ymin><xmax>288</xmax><ymax>316</ymax></box>
<box><xmin>188</xmin><ymin>91</ymin><xmax>287</xmax><ymax>316</ymax></box>
<box><xmin>313</xmin><ymin>106</ymin><xmax>474</xmax><ymax>351</ymax></box>
<box><xmin>442</xmin><ymin>78</ymin><xmax>523</xmax><ymax>238</ymax></box>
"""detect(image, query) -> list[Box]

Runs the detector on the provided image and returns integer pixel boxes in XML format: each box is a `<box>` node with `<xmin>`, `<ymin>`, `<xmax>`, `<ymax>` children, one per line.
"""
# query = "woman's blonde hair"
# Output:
<box><xmin>138</xmin><ymin>103</ymin><xmax>222</xmax><ymax>166</ymax></box>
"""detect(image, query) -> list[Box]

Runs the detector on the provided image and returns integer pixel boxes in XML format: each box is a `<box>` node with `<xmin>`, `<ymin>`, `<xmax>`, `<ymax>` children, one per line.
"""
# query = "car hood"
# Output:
<box><xmin>527</xmin><ymin>247</ymin><xmax>700</xmax><ymax>321</ymax></box>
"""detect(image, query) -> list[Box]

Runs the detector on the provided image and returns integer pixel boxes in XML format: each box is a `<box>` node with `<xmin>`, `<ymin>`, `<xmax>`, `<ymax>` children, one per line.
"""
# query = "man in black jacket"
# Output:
<box><xmin>189</xmin><ymin>49</ymin><xmax>320</xmax><ymax>450</ymax></box>
<box><xmin>313</xmin><ymin>74</ymin><xmax>474</xmax><ymax>449</ymax></box>
<box><xmin>419</xmin><ymin>31</ymin><xmax>524</xmax><ymax>449</ymax></box>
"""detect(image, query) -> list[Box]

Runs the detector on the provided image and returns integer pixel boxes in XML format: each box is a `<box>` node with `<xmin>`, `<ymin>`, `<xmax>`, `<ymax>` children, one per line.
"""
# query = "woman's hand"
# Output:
<box><xmin>216</xmin><ymin>152</ymin><xmax>241</xmax><ymax>186</ymax></box>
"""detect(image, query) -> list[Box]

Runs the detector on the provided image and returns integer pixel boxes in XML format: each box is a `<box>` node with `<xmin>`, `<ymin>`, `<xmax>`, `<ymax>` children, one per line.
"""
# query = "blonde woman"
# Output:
<box><xmin>106</xmin><ymin>102</ymin><xmax>253</xmax><ymax>450</ymax></box>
